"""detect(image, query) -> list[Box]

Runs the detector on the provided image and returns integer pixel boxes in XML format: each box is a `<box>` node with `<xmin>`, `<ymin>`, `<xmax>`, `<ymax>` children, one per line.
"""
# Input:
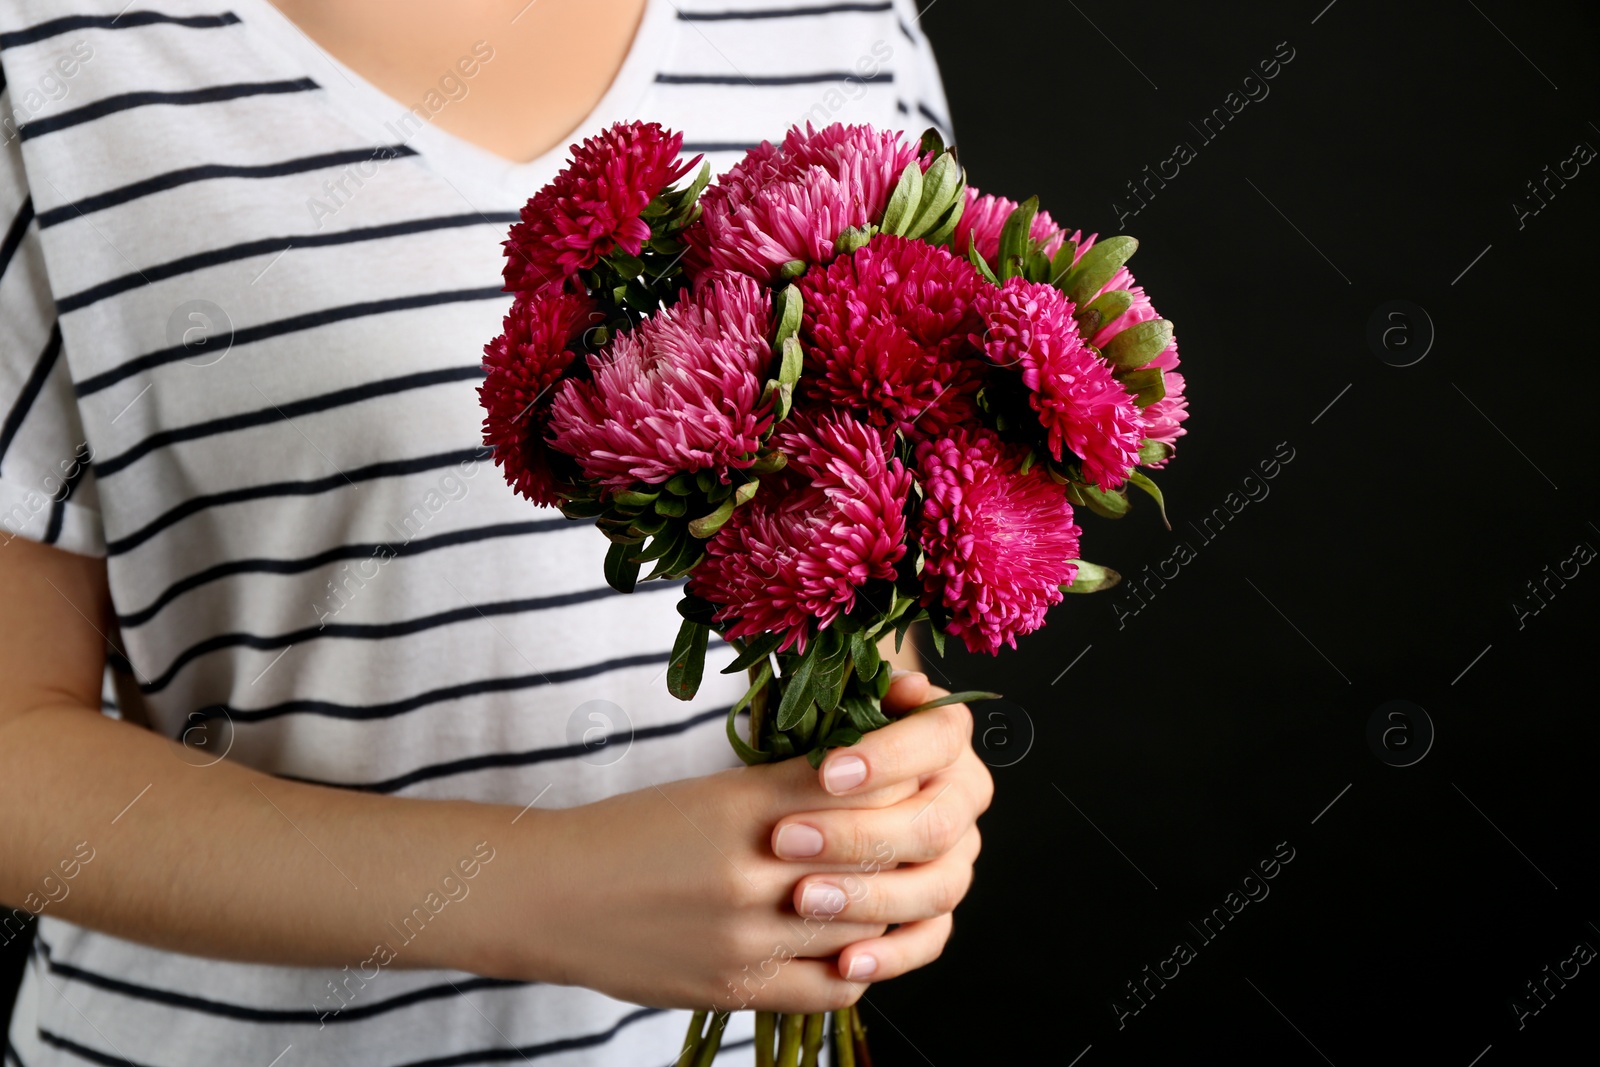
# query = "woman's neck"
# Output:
<box><xmin>267</xmin><ymin>0</ymin><xmax>650</xmax><ymax>164</ymax></box>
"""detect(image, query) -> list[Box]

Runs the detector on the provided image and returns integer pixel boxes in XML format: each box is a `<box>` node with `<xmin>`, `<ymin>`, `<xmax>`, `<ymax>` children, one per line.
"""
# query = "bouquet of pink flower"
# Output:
<box><xmin>481</xmin><ymin>120</ymin><xmax>1188</xmax><ymax>1064</ymax></box>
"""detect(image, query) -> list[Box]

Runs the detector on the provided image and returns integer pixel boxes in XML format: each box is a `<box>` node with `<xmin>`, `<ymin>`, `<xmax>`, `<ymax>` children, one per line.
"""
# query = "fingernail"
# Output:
<box><xmin>800</xmin><ymin>883</ymin><xmax>848</xmax><ymax>916</ymax></box>
<box><xmin>845</xmin><ymin>954</ymin><xmax>878</xmax><ymax>981</ymax></box>
<box><xmin>774</xmin><ymin>823</ymin><xmax>824</xmax><ymax>859</ymax></box>
<box><xmin>822</xmin><ymin>755</ymin><xmax>867</xmax><ymax>794</ymax></box>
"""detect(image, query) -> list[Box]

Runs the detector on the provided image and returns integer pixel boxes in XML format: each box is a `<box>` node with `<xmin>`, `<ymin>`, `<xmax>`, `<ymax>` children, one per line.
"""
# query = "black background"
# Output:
<box><xmin>5</xmin><ymin>2</ymin><xmax>1598</xmax><ymax>1064</ymax></box>
<box><xmin>863</xmin><ymin>1</ymin><xmax>1600</xmax><ymax>1064</ymax></box>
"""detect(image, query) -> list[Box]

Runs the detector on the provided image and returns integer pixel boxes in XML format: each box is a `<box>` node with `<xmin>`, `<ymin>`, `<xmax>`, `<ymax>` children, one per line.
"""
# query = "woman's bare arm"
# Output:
<box><xmin>0</xmin><ymin>537</ymin><xmax>986</xmax><ymax>1010</ymax></box>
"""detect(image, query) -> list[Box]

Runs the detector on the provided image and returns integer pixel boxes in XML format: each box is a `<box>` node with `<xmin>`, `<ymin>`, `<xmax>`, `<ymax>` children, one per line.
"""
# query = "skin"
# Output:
<box><xmin>267</xmin><ymin>0</ymin><xmax>654</xmax><ymax>164</ymax></box>
<box><xmin>0</xmin><ymin>535</ymin><xmax>987</xmax><ymax>1011</ymax></box>
<box><xmin>0</xmin><ymin>1</ymin><xmax>993</xmax><ymax>1012</ymax></box>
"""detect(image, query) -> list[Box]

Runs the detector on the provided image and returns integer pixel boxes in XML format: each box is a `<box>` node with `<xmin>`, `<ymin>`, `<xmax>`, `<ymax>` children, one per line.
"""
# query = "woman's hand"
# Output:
<box><xmin>486</xmin><ymin>671</ymin><xmax>991</xmax><ymax>1013</ymax></box>
<box><xmin>782</xmin><ymin>671</ymin><xmax>991</xmax><ymax>987</ymax></box>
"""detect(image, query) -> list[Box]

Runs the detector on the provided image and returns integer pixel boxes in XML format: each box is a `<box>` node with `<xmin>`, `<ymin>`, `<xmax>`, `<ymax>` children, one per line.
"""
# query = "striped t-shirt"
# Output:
<box><xmin>0</xmin><ymin>2</ymin><xmax>949</xmax><ymax>1065</ymax></box>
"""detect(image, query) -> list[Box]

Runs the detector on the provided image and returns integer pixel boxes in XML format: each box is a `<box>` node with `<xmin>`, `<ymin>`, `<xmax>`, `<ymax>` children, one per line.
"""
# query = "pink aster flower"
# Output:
<box><xmin>796</xmin><ymin>234</ymin><xmax>986</xmax><ymax>439</ymax></box>
<box><xmin>502</xmin><ymin>121</ymin><xmax>698</xmax><ymax>295</ymax></box>
<box><xmin>951</xmin><ymin>186</ymin><xmax>1065</xmax><ymax>268</ymax></box>
<box><xmin>1083</xmin><ymin>263</ymin><xmax>1188</xmax><ymax>461</ymax></box>
<box><xmin>974</xmin><ymin>277</ymin><xmax>1145</xmax><ymax>489</ymax></box>
<box><xmin>689</xmin><ymin>412</ymin><xmax>912</xmax><ymax>653</ymax></box>
<box><xmin>479</xmin><ymin>291</ymin><xmax>598</xmax><ymax>506</ymax></box>
<box><xmin>547</xmin><ymin>272</ymin><xmax>774</xmax><ymax>489</ymax></box>
<box><xmin>916</xmin><ymin>427</ymin><xmax>1082</xmax><ymax>655</ymax></box>
<box><xmin>683</xmin><ymin>123</ymin><xmax>926</xmax><ymax>283</ymax></box>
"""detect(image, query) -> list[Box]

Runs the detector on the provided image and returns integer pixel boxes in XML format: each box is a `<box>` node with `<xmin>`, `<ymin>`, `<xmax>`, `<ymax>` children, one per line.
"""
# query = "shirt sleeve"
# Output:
<box><xmin>0</xmin><ymin>91</ymin><xmax>105</xmax><ymax>558</ymax></box>
<box><xmin>891</xmin><ymin>0</ymin><xmax>955</xmax><ymax>146</ymax></box>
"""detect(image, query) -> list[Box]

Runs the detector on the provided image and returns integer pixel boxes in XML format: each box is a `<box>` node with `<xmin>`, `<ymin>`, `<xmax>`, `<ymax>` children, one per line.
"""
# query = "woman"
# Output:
<box><xmin>0</xmin><ymin>1</ymin><xmax>990</xmax><ymax>1064</ymax></box>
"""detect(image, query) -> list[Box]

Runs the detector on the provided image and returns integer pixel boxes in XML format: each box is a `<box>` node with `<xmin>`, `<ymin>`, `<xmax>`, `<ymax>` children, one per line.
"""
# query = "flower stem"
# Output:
<box><xmin>675</xmin><ymin>1011</ymin><xmax>707</xmax><ymax>1067</ymax></box>
<box><xmin>798</xmin><ymin>1012</ymin><xmax>824</xmax><ymax>1067</ymax></box>
<box><xmin>691</xmin><ymin>1011</ymin><xmax>729</xmax><ymax>1067</ymax></box>
<box><xmin>755</xmin><ymin>1011</ymin><xmax>777</xmax><ymax>1067</ymax></box>
<box><xmin>851</xmin><ymin>1005</ymin><xmax>874</xmax><ymax>1067</ymax></box>
<box><xmin>831</xmin><ymin>1010</ymin><xmax>855</xmax><ymax>1067</ymax></box>
<box><xmin>775</xmin><ymin>1012</ymin><xmax>805</xmax><ymax>1067</ymax></box>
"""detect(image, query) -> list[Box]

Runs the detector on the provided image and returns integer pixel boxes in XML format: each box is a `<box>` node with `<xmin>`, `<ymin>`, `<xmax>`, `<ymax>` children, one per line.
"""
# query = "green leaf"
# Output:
<box><xmin>629</xmin><ymin>511</ymin><xmax>668</xmax><ymax>536</ymax></box>
<box><xmin>778</xmin><ymin>335</ymin><xmax>803</xmax><ymax>387</ymax></box>
<box><xmin>872</xmin><ymin>660</ymin><xmax>893</xmax><ymax>698</ymax></box>
<box><xmin>630</xmin><ymin>526</ymin><xmax>679</xmax><ymax>564</ymax></box>
<box><xmin>919</xmin><ymin>126</ymin><xmax>946</xmax><ymax>156</ymax></box>
<box><xmin>1138</xmin><ymin>439</ymin><xmax>1174</xmax><ymax>466</ymax></box>
<box><xmin>995</xmin><ymin>196</ymin><xmax>1038</xmax><ymax>281</ymax></box>
<box><xmin>1118</xmin><ymin>365</ymin><xmax>1167</xmax><ymax>407</ymax></box>
<box><xmin>850</xmin><ymin>631</ymin><xmax>881</xmax><ymax>683</ymax></box>
<box><xmin>841</xmin><ymin>693</ymin><xmax>891</xmax><ymax>732</ymax></box>
<box><xmin>1063</xmin><ymin>560</ymin><xmax>1122</xmax><ymax>594</ymax></box>
<box><xmin>665</xmin><ymin>472</ymin><xmax>696</xmax><ymax>496</ymax></box>
<box><xmin>1127</xmin><ymin>470</ymin><xmax>1171</xmax><ymax>530</ymax></box>
<box><xmin>834</xmin><ymin>225</ymin><xmax>873</xmax><ymax>255</ymax></box>
<box><xmin>1074</xmin><ymin>289</ymin><xmax>1133</xmax><ymax>338</ymax></box>
<box><xmin>1049</xmin><ymin>239</ymin><xmax>1079</xmax><ymax>287</ymax></box>
<box><xmin>1064</xmin><ymin>235</ymin><xmax>1138</xmax><ymax>307</ymax></box>
<box><xmin>696</xmin><ymin>470</ymin><xmax>716</xmax><ymax>493</ymax></box>
<box><xmin>603</xmin><ymin>539</ymin><xmax>640</xmax><ymax>594</ymax></box>
<box><xmin>722</xmin><ymin>631</ymin><xmax>784</xmax><ymax>674</ymax></box>
<box><xmin>774</xmin><ymin>380</ymin><xmax>794</xmax><ymax>421</ymax></box>
<box><xmin>927</xmin><ymin>622</ymin><xmax>946</xmax><ymax>657</ymax></box>
<box><xmin>921</xmin><ymin>191</ymin><xmax>965</xmax><ymax>246</ymax></box>
<box><xmin>1025</xmin><ymin>249</ymin><xmax>1052</xmax><ymax>284</ymax></box>
<box><xmin>1101</xmin><ymin>318</ymin><xmax>1173</xmax><ymax>370</ymax></box>
<box><xmin>666</xmin><ymin>618</ymin><xmax>709</xmax><ymax>700</ymax></box>
<box><xmin>732</xmin><ymin>659</ymin><xmax>772</xmax><ymax>713</ymax></box>
<box><xmin>806</xmin><ymin>725</ymin><xmax>865</xmax><ymax>767</ymax></box>
<box><xmin>903</xmin><ymin>690</ymin><xmax>1003</xmax><ymax>714</ymax></box>
<box><xmin>654</xmin><ymin>494</ymin><xmax>688</xmax><ymax>517</ymax></box>
<box><xmin>557</xmin><ymin>496</ymin><xmax>606</xmax><ymax>519</ymax></box>
<box><xmin>879</xmin><ymin>161</ymin><xmax>923</xmax><ymax>237</ymax></box>
<box><xmin>650</xmin><ymin>528</ymin><xmax>706</xmax><ymax>579</ymax></box>
<box><xmin>966</xmin><ymin>240</ymin><xmax>1001</xmax><ymax>286</ymax></box>
<box><xmin>666</xmin><ymin>162</ymin><xmax>712</xmax><ymax>225</ymax></box>
<box><xmin>676</xmin><ymin>594</ymin><xmax>717</xmax><ymax>624</ymax></box>
<box><xmin>776</xmin><ymin>650</ymin><xmax>818</xmax><ymax>731</ymax></box>
<box><xmin>751</xmin><ymin>451</ymin><xmax>788</xmax><ymax>475</ymax></box>
<box><xmin>609</xmin><ymin>251</ymin><xmax>645</xmax><ymax>279</ymax></box>
<box><xmin>906</xmin><ymin>153</ymin><xmax>961</xmax><ymax>240</ymax></box>
<box><xmin>727</xmin><ymin>701</ymin><xmax>771</xmax><ymax>765</ymax></box>
<box><xmin>612</xmin><ymin>489</ymin><xmax>659</xmax><ymax>508</ymax></box>
<box><xmin>1081</xmin><ymin>484</ymin><xmax>1132</xmax><ymax>519</ymax></box>
<box><xmin>773</xmin><ymin>285</ymin><xmax>803</xmax><ymax>348</ymax></box>
<box><xmin>779</xmin><ymin>259</ymin><xmax>808</xmax><ymax>281</ymax></box>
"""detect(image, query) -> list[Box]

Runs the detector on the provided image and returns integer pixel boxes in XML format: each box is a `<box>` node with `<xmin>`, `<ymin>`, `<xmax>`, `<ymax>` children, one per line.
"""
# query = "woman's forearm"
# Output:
<box><xmin>0</xmin><ymin>700</ymin><xmax>508</xmax><ymax>974</ymax></box>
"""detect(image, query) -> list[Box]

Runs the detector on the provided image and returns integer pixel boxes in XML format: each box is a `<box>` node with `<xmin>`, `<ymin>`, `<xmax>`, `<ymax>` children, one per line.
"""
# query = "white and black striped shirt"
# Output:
<box><xmin>0</xmin><ymin>2</ymin><xmax>949</xmax><ymax>1065</ymax></box>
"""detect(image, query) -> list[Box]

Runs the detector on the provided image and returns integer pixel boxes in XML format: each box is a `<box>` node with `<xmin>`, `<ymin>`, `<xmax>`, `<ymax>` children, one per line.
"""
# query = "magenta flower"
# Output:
<box><xmin>689</xmin><ymin>412</ymin><xmax>911</xmax><ymax>653</ymax></box>
<box><xmin>684</xmin><ymin>123</ymin><xmax>925</xmax><ymax>283</ymax></box>
<box><xmin>974</xmin><ymin>277</ymin><xmax>1145</xmax><ymax>489</ymax></box>
<box><xmin>502</xmin><ymin>121</ymin><xmax>698</xmax><ymax>295</ymax></box>
<box><xmin>917</xmin><ymin>427</ymin><xmax>1082</xmax><ymax>655</ymax></box>
<box><xmin>1083</xmin><ymin>262</ymin><xmax>1189</xmax><ymax>461</ymax></box>
<box><xmin>548</xmin><ymin>272</ymin><xmax>774</xmax><ymax>490</ymax></box>
<box><xmin>796</xmin><ymin>234</ymin><xmax>986</xmax><ymax>439</ymax></box>
<box><xmin>479</xmin><ymin>291</ymin><xmax>598</xmax><ymax>506</ymax></box>
<box><xmin>952</xmin><ymin>186</ymin><xmax>1066</xmax><ymax>268</ymax></box>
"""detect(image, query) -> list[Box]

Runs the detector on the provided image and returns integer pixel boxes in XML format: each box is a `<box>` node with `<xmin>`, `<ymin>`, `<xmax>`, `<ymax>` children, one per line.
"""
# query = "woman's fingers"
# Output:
<box><xmin>793</xmin><ymin>825</ymin><xmax>980</xmax><ymax>925</ymax></box>
<box><xmin>813</xmin><ymin>691</ymin><xmax>971</xmax><ymax>798</ymax></box>
<box><xmin>720</xmin><ymin>958</ymin><xmax>866</xmax><ymax>1014</ymax></box>
<box><xmin>835</xmin><ymin>912</ymin><xmax>955</xmax><ymax>985</ymax></box>
<box><xmin>771</xmin><ymin>758</ymin><xmax>985</xmax><ymax>865</ymax></box>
